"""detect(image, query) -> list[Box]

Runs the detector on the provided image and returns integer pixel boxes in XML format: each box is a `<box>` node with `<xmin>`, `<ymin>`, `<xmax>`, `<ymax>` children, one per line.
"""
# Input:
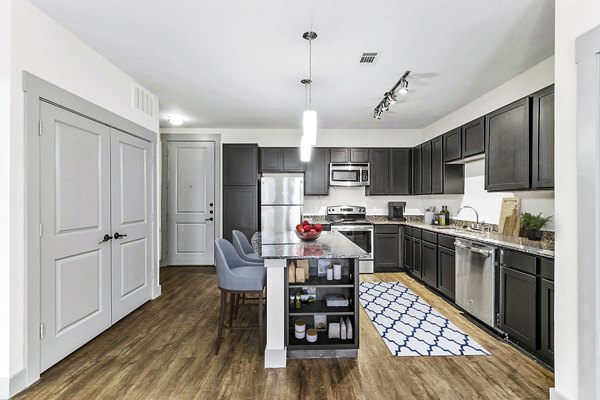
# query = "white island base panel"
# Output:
<box><xmin>264</xmin><ymin>258</ymin><xmax>287</xmax><ymax>368</ymax></box>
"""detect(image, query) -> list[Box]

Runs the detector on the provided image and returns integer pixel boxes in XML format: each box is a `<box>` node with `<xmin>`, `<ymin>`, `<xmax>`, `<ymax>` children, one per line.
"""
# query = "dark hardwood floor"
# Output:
<box><xmin>16</xmin><ymin>267</ymin><xmax>554</xmax><ymax>399</ymax></box>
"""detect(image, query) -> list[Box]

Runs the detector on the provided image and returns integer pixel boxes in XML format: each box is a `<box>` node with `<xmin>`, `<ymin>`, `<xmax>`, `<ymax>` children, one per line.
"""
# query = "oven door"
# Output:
<box><xmin>331</xmin><ymin>225</ymin><xmax>374</xmax><ymax>273</ymax></box>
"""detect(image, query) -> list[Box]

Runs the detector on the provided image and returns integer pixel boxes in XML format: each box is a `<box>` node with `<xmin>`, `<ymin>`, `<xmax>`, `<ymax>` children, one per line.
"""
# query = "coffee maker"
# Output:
<box><xmin>388</xmin><ymin>202</ymin><xmax>406</xmax><ymax>221</ymax></box>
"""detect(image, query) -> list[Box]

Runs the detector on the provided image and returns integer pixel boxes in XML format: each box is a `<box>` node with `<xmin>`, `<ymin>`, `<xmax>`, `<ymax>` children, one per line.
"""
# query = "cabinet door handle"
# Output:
<box><xmin>205</xmin><ymin>217</ymin><xmax>214</xmax><ymax>222</ymax></box>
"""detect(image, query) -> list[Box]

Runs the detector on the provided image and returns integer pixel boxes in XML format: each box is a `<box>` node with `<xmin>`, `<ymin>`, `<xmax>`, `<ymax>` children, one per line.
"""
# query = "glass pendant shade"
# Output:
<box><xmin>300</xmin><ymin>134</ymin><xmax>312</xmax><ymax>162</ymax></box>
<box><xmin>303</xmin><ymin>110</ymin><xmax>317</xmax><ymax>145</ymax></box>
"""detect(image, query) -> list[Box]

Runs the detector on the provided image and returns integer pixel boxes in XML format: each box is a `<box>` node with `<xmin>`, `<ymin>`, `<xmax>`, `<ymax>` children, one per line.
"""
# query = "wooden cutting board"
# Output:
<box><xmin>499</xmin><ymin>198</ymin><xmax>521</xmax><ymax>237</ymax></box>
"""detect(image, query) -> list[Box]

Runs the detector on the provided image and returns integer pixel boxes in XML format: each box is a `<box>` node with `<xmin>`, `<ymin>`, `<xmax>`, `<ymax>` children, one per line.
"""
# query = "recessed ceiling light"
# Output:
<box><xmin>167</xmin><ymin>115</ymin><xmax>185</xmax><ymax>126</ymax></box>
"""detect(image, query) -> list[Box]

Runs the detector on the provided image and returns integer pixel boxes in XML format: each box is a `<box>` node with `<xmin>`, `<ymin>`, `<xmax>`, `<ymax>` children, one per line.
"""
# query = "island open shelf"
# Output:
<box><xmin>285</xmin><ymin>257</ymin><xmax>360</xmax><ymax>358</ymax></box>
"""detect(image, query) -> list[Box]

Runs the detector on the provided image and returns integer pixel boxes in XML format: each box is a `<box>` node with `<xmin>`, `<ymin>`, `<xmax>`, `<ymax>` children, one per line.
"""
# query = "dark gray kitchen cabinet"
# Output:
<box><xmin>421</xmin><ymin>241</ymin><xmax>437</xmax><ymax>287</ymax></box>
<box><xmin>350</xmin><ymin>148</ymin><xmax>369</xmax><ymax>162</ymax></box>
<box><xmin>223</xmin><ymin>144</ymin><xmax>258</xmax><ymax>186</ymax></box>
<box><xmin>366</xmin><ymin>148</ymin><xmax>390</xmax><ymax>195</ymax></box>
<box><xmin>223</xmin><ymin>186</ymin><xmax>258</xmax><ymax>242</ymax></box>
<box><xmin>260</xmin><ymin>147</ymin><xmax>304</xmax><ymax>172</ymax></box>
<box><xmin>431</xmin><ymin>136</ymin><xmax>444</xmax><ymax>194</ymax></box>
<box><xmin>421</xmin><ymin>141</ymin><xmax>432</xmax><ymax>194</ymax></box>
<box><xmin>283</xmin><ymin>147</ymin><xmax>304</xmax><ymax>171</ymax></box>
<box><xmin>499</xmin><ymin>265</ymin><xmax>537</xmax><ymax>350</ymax></box>
<box><xmin>260</xmin><ymin>147</ymin><xmax>283</xmax><ymax>172</ymax></box>
<box><xmin>485</xmin><ymin>97</ymin><xmax>531</xmax><ymax>191</ymax></box>
<box><xmin>330</xmin><ymin>148</ymin><xmax>369</xmax><ymax>163</ymax></box>
<box><xmin>374</xmin><ymin>225</ymin><xmax>400</xmax><ymax>272</ymax></box>
<box><xmin>330</xmin><ymin>148</ymin><xmax>349</xmax><ymax>163</ymax></box>
<box><xmin>412</xmin><ymin>238</ymin><xmax>422</xmax><ymax>278</ymax></box>
<box><xmin>462</xmin><ymin>117</ymin><xmax>485</xmax><ymax>158</ymax></box>
<box><xmin>443</xmin><ymin>128</ymin><xmax>462</xmax><ymax>162</ymax></box>
<box><xmin>412</xmin><ymin>145</ymin><xmax>422</xmax><ymax>195</ymax></box>
<box><xmin>403</xmin><ymin>234</ymin><xmax>413</xmax><ymax>271</ymax></box>
<box><xmin>390</xmin><ymin>148</ymin><xmax>412</xmax><ymax>195</ymax></box>
<box><xmin>532</xmin><ymin>85</ymin><xmax>555</xmax><ymax>189</ymax></box>
<box><xmin>304</xmin><ymin>147</ymin><xmax>330</xmax><ymax>196</ymax></box>
<box><xmin>539</xmin><ymin>278</ymin><xmax>555</xmax><ymax>366</ymax></box>
<box><xmin>437</xmin><ymin>245</ymin><xmax>456</xmax><ymax>301</ymax></box>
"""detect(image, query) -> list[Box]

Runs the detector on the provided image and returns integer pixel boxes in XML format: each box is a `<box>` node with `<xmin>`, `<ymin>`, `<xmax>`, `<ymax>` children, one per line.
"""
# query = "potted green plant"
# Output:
<box><xmin>520</xmin><ymin>212</ymin><xmax>552</xmax><ymax>241</ymax></box>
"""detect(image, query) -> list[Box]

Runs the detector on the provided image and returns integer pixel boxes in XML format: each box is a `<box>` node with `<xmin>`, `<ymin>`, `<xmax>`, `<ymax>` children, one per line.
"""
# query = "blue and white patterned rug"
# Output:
<box><xmin>359</xmin><ymin>281</ymin><xmax>489</xmax><ymax>357</ymax></box>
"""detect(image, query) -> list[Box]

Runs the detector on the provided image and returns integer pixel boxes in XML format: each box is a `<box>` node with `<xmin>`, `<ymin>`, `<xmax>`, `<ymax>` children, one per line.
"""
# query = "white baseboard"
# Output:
<box><xmin>549</xmin><ymin>388</ymin><xmax>569</xmax><ymax>400</ymax></box>
<box><xmin>264</xmin><ymin>347</ymin><xmax>287</xmax><ymax>368</ymax></box>
<box><xmin>0</xmin><ymin>369</ymin><xmax>27</xmax><ymax>399</ymax></box>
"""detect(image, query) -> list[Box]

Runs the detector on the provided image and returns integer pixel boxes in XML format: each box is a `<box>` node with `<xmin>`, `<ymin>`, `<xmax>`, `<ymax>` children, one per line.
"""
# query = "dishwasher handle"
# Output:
<box><xmin>455</xmin><ymin>242</ymin><xmax>493</xmax><ymax>257</ymax></box>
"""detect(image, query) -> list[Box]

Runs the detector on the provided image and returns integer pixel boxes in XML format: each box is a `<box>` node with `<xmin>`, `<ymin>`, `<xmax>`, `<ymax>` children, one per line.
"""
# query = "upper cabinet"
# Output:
<box><xmin>421</xmin><ymin>141</ymin><xmax>432</xmax><ymax>194</ymax></box>
<box><xmin>260</xmin><ymin>147</ymin><xmax>304</xmax><ymax>172</ymax></box>
<box><xmin>330</xmin><ymin>148</ymin><xmax>369</xmax><ymax>163</ymax></box>
<box><xmin>485</xmin><ymin>86</ymin><xmax>555</xmax><ymax>192</ymax></box>
<box><xmin>443</xmin><ymin>128</ymin><xmax>462</xmax><ymax>162</ymax></box>
<box><xmin>366</xmin><ymin>148</ymin><xmax>390</xmax><ymax>195</ymax></box>
<box><xmin>485</xmin><ymin>97</ymin><xmax>531</xmax><ymax>191</ymax></box>
<box><xmin>390</xmin><ymin>148</ymin><xmax>412</xmax><ymax>195</ymax></box>
<box><xmin>366</xmin><ymin>148</ymin><xmax>412</xmax><ymax>196</ymax></box>
<box><xmin>462</xmin><ymin>117</ymin><xmax>485</xmax><ymax>158</ymax></box>
<box><xmin>412</xmin><ymin>145</ymin><xmax>422</xmax><ymax>195</ymax></box>
<box><xmin>431</xmin><ymin>136</ymin><xmax>444</xmax><ymax>194</ymax></box>
<box><xmin>304</xmin><ymin>147</ymin><xmax>330</xmax><ymax>196</ymax></box>
<box><xmin>531</xmin><ymin>85</ymin><xmax>555</xmax><ymax>189</ymax></box>
<box><xmin>223</xmin><ymin>144</ymin><xmax>258</xmax><ymax>186</ymax></box>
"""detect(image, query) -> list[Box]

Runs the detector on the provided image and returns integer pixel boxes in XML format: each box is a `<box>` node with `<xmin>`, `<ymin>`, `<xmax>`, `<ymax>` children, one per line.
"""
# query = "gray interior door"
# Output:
<box><xmin>40</xmin><ymin>102</ymin><xmax>112</xmax><ymax>371</ymax></box>
<box><xmin>110</xmin><ymin>129</ymin><xmax>153</xmax><ymax>323</ymax></box>
<box><xmin>166</xmin><ymin>141</ymin><xmax>215</xmax><ymax>265</ymax></box>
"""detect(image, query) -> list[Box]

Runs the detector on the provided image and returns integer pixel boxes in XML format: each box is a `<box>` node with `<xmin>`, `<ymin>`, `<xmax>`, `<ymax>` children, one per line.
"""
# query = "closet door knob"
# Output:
<box><xmin>114</xmin><ymin>232</ymin><xmax>128</xmax><ymax>239</ymax></box>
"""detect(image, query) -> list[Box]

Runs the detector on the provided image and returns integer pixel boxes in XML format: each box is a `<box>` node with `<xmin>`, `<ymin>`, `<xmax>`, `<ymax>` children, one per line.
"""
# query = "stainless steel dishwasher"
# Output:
<box><xmin>455</xmin><ymin>238</ymin><xmax>497</xmax><ymax>327</ymax></box>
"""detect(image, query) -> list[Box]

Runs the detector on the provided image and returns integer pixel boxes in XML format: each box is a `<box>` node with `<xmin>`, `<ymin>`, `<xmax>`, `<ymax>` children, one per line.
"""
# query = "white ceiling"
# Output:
<box><xmin>30</xmin><ymin>0</ymin><xmax>554</xmax><ymax>129</ymax></box>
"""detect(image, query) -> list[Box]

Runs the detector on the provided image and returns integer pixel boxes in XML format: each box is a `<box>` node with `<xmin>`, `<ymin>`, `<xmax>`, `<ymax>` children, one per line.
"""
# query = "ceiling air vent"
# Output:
<box><xmin>359</xmin><ymin>52</ymin><xmax>379</xmax><ymax>64</ymax></box>
<box><xmin>131</xmin><ymin>82</ymin><xmax>155</xmax><ymax>117</ymax></box>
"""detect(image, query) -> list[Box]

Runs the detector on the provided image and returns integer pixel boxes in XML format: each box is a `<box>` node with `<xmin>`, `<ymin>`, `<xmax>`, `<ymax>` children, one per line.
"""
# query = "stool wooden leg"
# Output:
<box><xmin>228</xmin><ymin>293</ymin><xmax>235</xmax><ymax>327</ymax></box>
<box><xmin>215</xmin><ymin>290</ymin><xmax>227</xmax><ymax>355</ymax></box>
<box><xmin>234</xmin><ymin>293</ymin><xmax>241</xmax><ymax>320</ymax></box>
<box><xmin>258</xmin><ymin>289</ymin><xmax>264</xmax><ymax>354</ymax></box>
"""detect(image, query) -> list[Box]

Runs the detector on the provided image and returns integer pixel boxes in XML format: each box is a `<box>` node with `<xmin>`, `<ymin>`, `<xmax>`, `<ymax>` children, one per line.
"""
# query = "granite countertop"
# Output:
<box><xmin>303</xmin><ymin>214</ymin><xmax>554</xmax><ymax>258</ymax></box>
<box><xmin>251</xmin><ymin>231</ymin><xmax>369</xmax><ymax>260</ymax></box>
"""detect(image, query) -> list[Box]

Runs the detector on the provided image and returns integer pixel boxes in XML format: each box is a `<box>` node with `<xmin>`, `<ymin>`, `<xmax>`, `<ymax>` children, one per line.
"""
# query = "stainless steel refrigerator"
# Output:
<box><xmin>260</xmin><ymin>174</ymin><xmax>304</xmax><ymax>244</ymax></box>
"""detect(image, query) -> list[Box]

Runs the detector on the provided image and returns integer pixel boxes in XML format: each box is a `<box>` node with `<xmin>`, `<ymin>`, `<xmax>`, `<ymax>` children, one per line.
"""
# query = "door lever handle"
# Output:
<box><xmin>114</xmin><ymin>232</ymin><xmax>128</xmax><ymax>239</ymax></box>
<box><xmin>205</xmin><ymin>217</ymin><xmax>214</xmax><ymax>221</ymax></box>
<box><xmin>99</xmin><ymin>234</ymin><xmax>113</xmax><ymax>244</ymax></box>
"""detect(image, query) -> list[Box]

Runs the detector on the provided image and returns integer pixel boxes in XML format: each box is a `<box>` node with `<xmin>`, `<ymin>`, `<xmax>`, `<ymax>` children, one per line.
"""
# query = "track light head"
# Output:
<box><xmin>398</xmin><ymin>79</ymin><xmax>409</xmax><ymax>95</ymax></box>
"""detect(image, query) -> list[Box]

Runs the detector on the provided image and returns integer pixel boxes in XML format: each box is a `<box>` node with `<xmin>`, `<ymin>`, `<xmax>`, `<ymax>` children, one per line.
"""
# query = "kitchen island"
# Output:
<box><xmin>252</xmin><ymin>231</ymin><xmax>368</xmax><ymax>368</ymax></box>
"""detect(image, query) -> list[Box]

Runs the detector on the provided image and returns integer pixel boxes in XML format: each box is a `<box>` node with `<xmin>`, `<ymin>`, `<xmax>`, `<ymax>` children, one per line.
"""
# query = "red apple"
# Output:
<box><xmin>296</xmin><ymin>224</ymin><xmax>303</xmax><ymax>231</ymax></box>
<box><xmin>297</xmin><ymin>226</ymin><xmax>305</xmax><ymax>233</ymax></box>
<box><xmin>302</xmin><ymin>220</ymin><xmax>309</xmax><ymax>225</ymax></box>
<box><xmin>314</xmin><ymin>224</ymin><xmax>323</xmax><ymax>232</ymax></box>
<box><xmin>310</xmin><ymin>228</ymin><xmax>317</xmax><ymax>233</ymax></box>
<box><xmin>303</xmin><ymin>224</ymin><xmax>311</xmax><ymax>231</ymax></box>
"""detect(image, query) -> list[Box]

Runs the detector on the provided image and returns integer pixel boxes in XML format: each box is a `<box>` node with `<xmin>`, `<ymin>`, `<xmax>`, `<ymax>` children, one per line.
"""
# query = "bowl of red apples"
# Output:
<box><xmin>295</xmin><ymin>220</ymin><xmax>323</xmax><ymax>241</ymax></box>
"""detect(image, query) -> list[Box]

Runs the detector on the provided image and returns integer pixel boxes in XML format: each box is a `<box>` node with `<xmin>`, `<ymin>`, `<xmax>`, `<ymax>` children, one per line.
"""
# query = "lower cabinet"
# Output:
<box><xmin>421</xmin><ymin>241</ymin><xmax>437</xmax><ymax>287</ymax></box>
<box><xmin>223</xmin><ymin>186</ymin><xmax>258</xmax><ymax>242</ymax></box>
<box><xmin>499</xmin><ymin>249</ymin><xmax>555</xmax><ymax>367</ymax></box>
<box><xmin>437</xmin><ymin>246</ymin><xmax>456</xmax><ymax>301</ymax></box>
<box><xmin>374</xmin><ymin>225</ymin><xmax>400</xmax><ymax>272</ymax></box>
<box><xmin>538</xmin><ymin>278</ymin><xmax>555</xmax><ymax>366</ymax></box>
<box><xmin>412</xmin><ymin>238</ymin><xmax>422</xmax><ymax>278</ymax></box>
<box><xmin>403</xmin><ymin>233</ymin><xmax>413</xmax><ymax>272</ymax></box>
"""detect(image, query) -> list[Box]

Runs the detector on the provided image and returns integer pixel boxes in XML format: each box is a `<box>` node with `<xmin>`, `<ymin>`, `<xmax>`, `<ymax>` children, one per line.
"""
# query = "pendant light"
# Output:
<box><xmin>301</xmin><ymin>31</ymin><xmax>318</xmax><ymax>162</ymax></box>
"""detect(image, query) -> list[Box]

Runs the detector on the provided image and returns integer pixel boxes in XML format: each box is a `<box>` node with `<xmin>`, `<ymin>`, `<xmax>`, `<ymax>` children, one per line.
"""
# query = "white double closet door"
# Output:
<box><xmin>39</xmin><ymin>102</ymin><xmax>153</xmax><ymax>371</ymax></box>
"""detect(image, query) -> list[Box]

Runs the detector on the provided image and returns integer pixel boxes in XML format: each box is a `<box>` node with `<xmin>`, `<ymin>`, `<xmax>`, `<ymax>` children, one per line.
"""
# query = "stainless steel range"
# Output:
<box><xmin>326</xmin><ymin>205</ymin><xmax>374</xmax><ymax>274</ymax></box>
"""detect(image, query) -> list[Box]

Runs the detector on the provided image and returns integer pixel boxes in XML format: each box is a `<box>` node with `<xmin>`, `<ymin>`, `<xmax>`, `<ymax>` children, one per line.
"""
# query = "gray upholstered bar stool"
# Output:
<box><xmin>214</xmin><ymin>238</ymin><xmax>266</xmax><ymax>355</ymax></box>
<box><xmin>232</xmin><ymin>230</ymin><xmax>264</xmax><ymax>264</ymax></box>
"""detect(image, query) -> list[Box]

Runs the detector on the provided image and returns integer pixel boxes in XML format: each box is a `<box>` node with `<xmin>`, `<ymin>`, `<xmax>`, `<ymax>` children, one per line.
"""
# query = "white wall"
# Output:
<box><xmin>419</xmin><ymin>57</ymin><xmax>555</xmax><ymax>229</ymax></box>
<box><xmin>0</xmin><ymin>0</ymin><xmax>12</xmax><ymax>390</ymax></box>
<box><xmin>554</xmin><ymin>2</ymin><xmax>600</xmax><ymax>399</ymax></box>
<box><xmin>3</xmin><ymin>0</ymin><xmax>159</xmax><ymax>389</ymax></box>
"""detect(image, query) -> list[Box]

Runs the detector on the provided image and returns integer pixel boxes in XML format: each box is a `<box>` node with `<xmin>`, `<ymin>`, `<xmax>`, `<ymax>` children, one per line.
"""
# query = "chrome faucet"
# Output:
<box><xmin>456</xmin><ymin>206</ymin><xmax>482</xmax><ymax>230</ymax></box>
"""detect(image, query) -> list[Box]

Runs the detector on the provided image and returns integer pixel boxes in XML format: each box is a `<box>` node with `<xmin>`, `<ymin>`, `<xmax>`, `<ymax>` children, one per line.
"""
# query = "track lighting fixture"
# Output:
<box><xmin>373</xmin><ymin>70</ymin><xmax>411</xmax><ymax>119</ymax></box>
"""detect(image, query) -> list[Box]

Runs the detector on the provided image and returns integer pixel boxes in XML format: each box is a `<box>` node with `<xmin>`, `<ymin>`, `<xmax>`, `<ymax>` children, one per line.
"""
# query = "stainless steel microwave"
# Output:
<box><xmin>329</xmin><ymin>163</ymin><xmax>370</xmax><ymax>187</ymax></box>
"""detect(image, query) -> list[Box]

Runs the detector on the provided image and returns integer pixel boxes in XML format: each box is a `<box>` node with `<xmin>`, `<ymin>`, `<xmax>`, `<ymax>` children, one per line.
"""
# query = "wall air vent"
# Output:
<box><xmin>359</xmin><ymin>52</ymin><xmax>379</xmax><ymax>64</ymax></box>
<box><xmin>131</xmin><ymin>82</ymin><xmax>155</xmax><ymax>117</ymax></box>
